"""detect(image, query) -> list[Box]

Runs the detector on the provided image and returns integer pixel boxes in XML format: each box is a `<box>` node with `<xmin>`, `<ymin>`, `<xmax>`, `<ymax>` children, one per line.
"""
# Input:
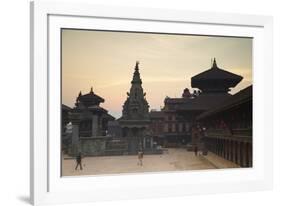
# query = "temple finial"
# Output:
<box><xmin>135</xmin><ymin>61</ymin><xmax>139</xmax><ymax>70</ymax></box>
<box><xmin>78</xmin><ymin>91</ymin><xmax>82</xmax><ymax>97</ymax></box>
<box><xmin>212</xmin><ymin>58</ymin><xmax>218</xmax><ymax>68</ymax></box>
<box><xmin>90</xmin><ymin>87</ymin><xmax>93</xmax><ymax>93</ymax></box>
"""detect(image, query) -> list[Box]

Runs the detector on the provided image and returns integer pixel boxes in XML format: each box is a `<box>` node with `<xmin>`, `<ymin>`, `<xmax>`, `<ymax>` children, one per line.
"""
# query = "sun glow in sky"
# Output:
<box><xmin>62</xmin><ymin>29</ymin><xmax>252</xmax><ymax>118</ymax></box>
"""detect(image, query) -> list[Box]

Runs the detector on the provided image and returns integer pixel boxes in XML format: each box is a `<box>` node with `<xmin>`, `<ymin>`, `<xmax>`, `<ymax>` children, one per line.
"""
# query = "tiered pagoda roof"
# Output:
<box><xmin>76</xmin><ymin>87</ymin><xmax>105</xmax><ymax>107</ymax></box>
<box><xmin>191</xmin><ymin>59</ymin><xmax>243</xmax><ymax>93</ymax></box>
<box><xmin>71</xmin><ymin>87</ymin><xmax>115</xmax><ymax>121</ymax></box>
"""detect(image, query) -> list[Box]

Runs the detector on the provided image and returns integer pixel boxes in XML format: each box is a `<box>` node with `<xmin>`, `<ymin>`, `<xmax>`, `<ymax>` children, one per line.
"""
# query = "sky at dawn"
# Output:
<box><xmin>62</xmin><ymin>29</ymin><xmax>252</xmax><ymax>118</ymax></box>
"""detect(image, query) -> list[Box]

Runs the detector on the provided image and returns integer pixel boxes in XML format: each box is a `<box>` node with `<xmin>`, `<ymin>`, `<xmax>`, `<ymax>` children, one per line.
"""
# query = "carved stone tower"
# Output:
<box><xmin>119</xmin><ymin>62</ymin><xmax>152</xmax><ymax>154</ymax></box>
<box><xmin>122</xmin><ymin>61</ymin><xmax>149</xmax><ymax>119</ymax></box>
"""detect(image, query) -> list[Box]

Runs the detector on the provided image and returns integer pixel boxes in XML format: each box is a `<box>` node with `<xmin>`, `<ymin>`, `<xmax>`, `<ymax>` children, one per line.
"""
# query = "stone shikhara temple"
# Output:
<box><xmin>118</xmin><ymin>62</ymin><xmax>153</xmax><ymax>154</ymax></box>
<box><xmin>63</xmin><ymin>59</ymin><xmax>252</xmax><ymax>167</ymax></box>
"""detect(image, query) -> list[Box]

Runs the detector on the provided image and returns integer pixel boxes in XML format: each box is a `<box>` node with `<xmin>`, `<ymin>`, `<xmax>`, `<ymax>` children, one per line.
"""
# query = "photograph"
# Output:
<box><xmin>61</xmin><ymin>29</ymin><xmax>253</xmax><ymax>176</ymax></box>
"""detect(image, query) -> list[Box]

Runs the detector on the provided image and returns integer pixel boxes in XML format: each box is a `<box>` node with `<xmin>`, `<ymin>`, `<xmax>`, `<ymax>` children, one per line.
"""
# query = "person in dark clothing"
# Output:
<box><xmin>194</xmin><ymin>145</ymin><xmax>198</xmax><ymax>156</ymax></box>
<box><xmin>75</xmin><ymin>152</ymin><xmax>83</xmax><ymax>170</ymax></box>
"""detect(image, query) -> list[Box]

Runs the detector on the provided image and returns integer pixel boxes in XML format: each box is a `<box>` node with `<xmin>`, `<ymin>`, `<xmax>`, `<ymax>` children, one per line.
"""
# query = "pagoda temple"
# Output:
<box><xmin>118</xmin><ymin>62</ymin><xmax>152</xmax><ymax>154</ymax></box>
<box><xmin>68</xmin><ymin>87</ymin><xmax>115</xmax><ymax>155</ymax></box>
<box><xmin>161</xmin><ymin>58</ymin><xmax>243</xmax><ymax>146</ymax></box>
<box><xmin>73</xmin><ymin>87</ymin><xmax>115</xmax><ymax>137</ymax></box>
<box><xmin>191</xmin><ymin>58</ymin><xmax>243</xmax><ymax>93</ymax></box>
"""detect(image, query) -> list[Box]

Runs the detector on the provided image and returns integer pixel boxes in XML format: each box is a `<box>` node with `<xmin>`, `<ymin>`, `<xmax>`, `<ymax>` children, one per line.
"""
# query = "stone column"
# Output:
<box><xmin>127</xmin><ymin>129</ymin><xmax>135</xmax><ymax>154</ymax></box>
<box><xmin>219</xmin><ymin>139</ymin><xmax>223</xmax><ymax>157</ymax></box>
<box><xmin>229</xmin><ymin>141</ymin><xmax>233</xmax><ymax>162</ymax></box>
<box><xmin>237</xmin><ymin>142</ymin><xmax>241</xmax><ymax>166</ymax></box>
<box><xmin>226</xmin><ymin>140</ymin><xmax>230</xmax><ymax>160</ymax></box>
<box><xmin>211</xmin><ymin>138</ymin><xmax>213</xmax><ymax>153</ymax></box>
<box><xmin>217</xmin><ymin>138</ymin><xmax>220</xmax><ymax>155</ymax></box>
<box><xmin>234</xmin><ymin>141</ymin><xmax>237</xmax><ymax>164</ymax></box>
<box><xmin>92</xmin><ymin>114</ymin><xmax>98</xmax><ymax>137</ymax></box>
<box><xmin>223</xmin><ymin>139</ymin><xmax>226</xmax><ymax>158</ymax></box>
<box><xmin>239</xmin><ymin>142</ymin><xmax>243</xmax><ymax>166</ymax></box>
<box><xmin>239</xmin><ymin>142</ymin><xmax>243</xmax><ymax>167</ymax></box>
<box><xmin>249</xmin><ymin>143</ymin><xmax>253</xmax><ymax>167</ymax></box>
<box><xmin>221</xmin><ymin>139</ymin><xmax>223</xmax><ymax>157</ymax></box>
<box><xmin>143</xmin><ymin>137</ymin><xmax>146</xmax><ymax>149</ymax></box>
<box><xmin>69</xmin><ymin>111</ymin><xmax>81</xmax><ymax>156</ymax></box>
<box><xmin>72</xmin><ymin>123</ymin><xmax>79</xmax><ymax>145</ymax></box>
<box><xmin>236</xmin><ymin>141</ymin><xmax>239</xmax><ymax>164</ymax></box>
<box><xmin>241</xmin><ymin>142</ymin><xmax>246</xmax><ymax>167</ymax></box>
<box><xmin>215</xmin><ymin>139</ymin><xmax>217</xmax><ymax>154</ymax></box>
<box><xmin>233</xmin><ymin>140</ymin><xmax>236</xmax><ymax>163</ymax></box>
<box><xmin>245</xmin><ymin>142</ymin><xmax>250</xmax><ymax>167</ymax></box>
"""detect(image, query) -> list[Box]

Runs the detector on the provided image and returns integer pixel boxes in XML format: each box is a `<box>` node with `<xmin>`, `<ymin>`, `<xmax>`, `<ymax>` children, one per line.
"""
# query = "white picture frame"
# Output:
<box><xmin>30</xmin><ymin>0</ymin><xmax>273</xmax><ymax>205</ymax></box>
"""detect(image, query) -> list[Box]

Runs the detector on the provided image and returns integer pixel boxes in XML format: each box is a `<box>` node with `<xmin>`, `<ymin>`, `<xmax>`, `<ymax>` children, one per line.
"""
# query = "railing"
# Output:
<box><xmin>204</xmin><ymin>128</ymin><xmax>252</xmax><ymax>142</ymax></box>
<box><xmin>205</xmin><ymin>128</ymin><xmax>251</xmax><ymax>137</ymax></box>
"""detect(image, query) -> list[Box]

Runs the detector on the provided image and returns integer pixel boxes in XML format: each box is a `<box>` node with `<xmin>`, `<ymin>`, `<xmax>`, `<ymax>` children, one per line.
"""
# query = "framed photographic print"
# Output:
<box><xmin>30</xmin><ymin>0</ymin><xmax>273</xmax><ymax>205</ymax></box>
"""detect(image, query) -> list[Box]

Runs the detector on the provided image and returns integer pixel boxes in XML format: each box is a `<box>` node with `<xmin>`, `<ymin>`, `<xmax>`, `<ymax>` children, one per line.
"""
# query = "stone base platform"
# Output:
<box><xmin>199</xmin><ymin>152</ymin><xmax>240</xmax><ymax>169</ymax></box>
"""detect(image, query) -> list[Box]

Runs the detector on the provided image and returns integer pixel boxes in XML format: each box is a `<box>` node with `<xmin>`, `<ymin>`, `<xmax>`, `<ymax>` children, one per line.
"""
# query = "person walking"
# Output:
<box><xmin>194</xmin><ymin>145</ymin><xmax>198</xmax><ymax>156</ymax></box>
<box><xmin>137</xmin><ymin>150</ymin><xmax>144</xmax><ymax>166</ymax></box>
<box><xmin>75</xmin><ymin>152</ymin><xmax>83</xmax><ymax>170</ymax></box>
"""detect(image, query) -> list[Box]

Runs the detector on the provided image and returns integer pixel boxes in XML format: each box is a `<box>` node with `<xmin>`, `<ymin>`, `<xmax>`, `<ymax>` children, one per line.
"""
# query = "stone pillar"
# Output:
<box><xmin>218</xmin><ymin>139</ymin><xmax>220</xmax><ymax>156</ymax></box>
<box><xmin>220</xmin><ymin>139</ymin><xmax>223</xmax><ymax>157</ymax></box>
<box><xmin>72</xmin><ymin>123</ymin><xmax>79</xmax><ymax>145</ymax></box>
<box><xmin>215</xmin><ymin>139</ymin><xmax>217</xmax><ymax>154</ymax></box>
<box><xmin>239</xmin><ymin>142</ymin><xmax>243</xmax><ymax>167</ymax></box>
<box><xmin>128</xmin><ymin>129</ymin><xmax>136</xmax><ymax>154</ymax></box>
<box><xmin>92</xmin><ymin>115</ymin><xmax>98</xmax><ymax>137</ymax></box>
<box><xmin>249</xmin><ymin>143</ymin><xmax>253</xmax><ymax>167</ymax></box>
<box><xmin>228</xmin><ymin>140</ymin><xmax>231</xmax><ymax>161</ymax></box>
<box><xmin>239</xmin><ymin>142</ymin><xmax>243</xmax><ymax>166</ymax></box>
<box><xmin>245</xmin><ymin>142</ymin><xmax>250</xmax><ymax>167</ymax></box>
<box><xmin>236</xmin><ymin>141</ymin><xmax>239</xmax><ymax>164</ymax></box>
<box><xmin>143</xmin><ymin>137</ymin><xmax>146</xmax><ymax>149</ymax></box>
<box><xmin>221</xmin><ymin>139</ymin><xmax>224</xmax><ymax>156</ymax></box>
<box><xmin>211</xmin><ymin>139</ymin><xmax>214</xmax><ymax>153</ymax></box>
<box><xmin>69</xmin><ymin>111</ymin><xmax>81</xmax><ymax>156</ymax></box>
<box><xmin>241</xmin><ymin>142</ymin><xmax>246</xmax><ymax>167</ymax></box>
<box><xmin>226</xmin><ymin>140</ymin><xmax>229</xmax><ymax>160</ymax></box>
<box><xmin>218</xmin><ymin>139</ymin><xmax>221</xmax><ymax>156</ymax></box>
<box><xmin>234</xmin><ymin>141</ymin><xmax>237</xmax><ymax>164</ymax></box>
<box><xmin>223</xmin><ymin>139</ymin><xmax>226</xmax><ymax>158</ymax></box>
<box><xmin>229</xmin><ymin>141</ymin><xmax>233</xmax><ymax>162</ymax></box>
<box><xmin>215</xmin><ymin>139</ymin><xmax>218</xmax><ymax>155</ymax></box>
<box><xmin>237</xmin><ymin>142</ymin><xmax>241</xmax><ymax>166</ymax></box>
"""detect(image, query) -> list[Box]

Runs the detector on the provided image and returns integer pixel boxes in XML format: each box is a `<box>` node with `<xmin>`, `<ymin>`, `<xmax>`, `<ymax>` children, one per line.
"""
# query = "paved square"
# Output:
<box><xmin>62</xmin><ymin>148</ymin><xmax>231</xmax><ymax>176</ymax></box>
